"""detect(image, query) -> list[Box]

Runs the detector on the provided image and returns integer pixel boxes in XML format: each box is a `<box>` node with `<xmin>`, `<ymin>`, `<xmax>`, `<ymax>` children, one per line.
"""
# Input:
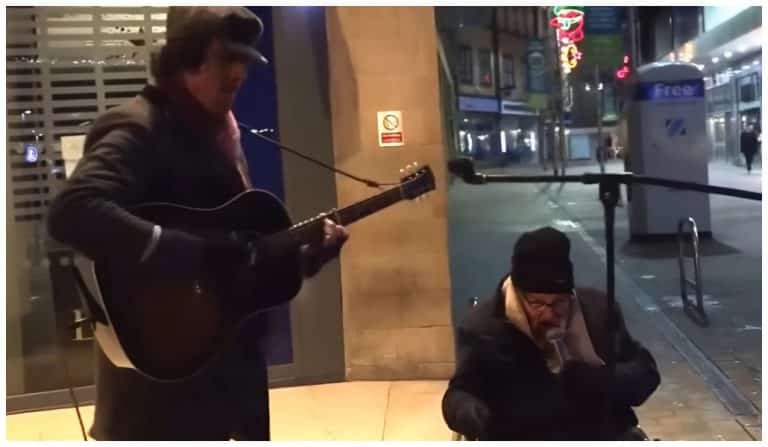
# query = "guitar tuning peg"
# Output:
<box><xmin>400</xmin><ymin>168</ymin><xmax>405</xmax><ymax>174</ymax></box>
<box><xmin>413</xmin><ymin>161</ymin><xmax>418</xmax><ymax>167</ymax></box>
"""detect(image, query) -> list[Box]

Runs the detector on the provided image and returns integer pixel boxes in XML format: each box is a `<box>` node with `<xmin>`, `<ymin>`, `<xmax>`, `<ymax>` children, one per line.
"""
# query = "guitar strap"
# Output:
<box><xmin>70</xmin><ymin>264</ymin><xmax>107</xmax><ymax>329</ymax></box>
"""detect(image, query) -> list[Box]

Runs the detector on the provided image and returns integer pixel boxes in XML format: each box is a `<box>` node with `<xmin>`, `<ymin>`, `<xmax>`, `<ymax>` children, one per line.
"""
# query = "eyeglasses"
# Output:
<box><xmin>520</xmin><ymin>291</ymin><xmax>573</xmax><ymax>313</ymax></box>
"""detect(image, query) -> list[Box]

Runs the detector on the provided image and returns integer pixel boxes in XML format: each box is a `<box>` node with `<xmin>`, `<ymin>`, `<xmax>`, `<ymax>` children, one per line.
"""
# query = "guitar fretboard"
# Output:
<box><xmin>263</xmin><ymin>184</ymin><xmax>405</xmax><ymax>253</ymax></box>
<box><xmin>335</xmin><ymin>186</ymin><xmax>404</xmax><ymax>226</ymax></box>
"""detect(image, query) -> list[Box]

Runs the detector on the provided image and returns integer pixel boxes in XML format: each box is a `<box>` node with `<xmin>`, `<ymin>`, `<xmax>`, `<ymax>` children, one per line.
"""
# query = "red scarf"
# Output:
<box><xmin>161</xmin><ymin>81</ymin><xmax>251</xmax><ymax>189</ymax></box>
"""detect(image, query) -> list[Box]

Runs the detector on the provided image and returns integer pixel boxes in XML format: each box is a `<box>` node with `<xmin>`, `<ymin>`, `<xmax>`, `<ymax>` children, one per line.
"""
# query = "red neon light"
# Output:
<box><xmin>549</xmin><ymin>8</ymin><xmax>585</xmax><ymax>44</ymax></box>
<box><xmin>559</xmin><ymin>25</ymin><xmax>584</xmax><ymax>44</ymax></box>
<box><xmin>616</xmin><ymin>56</ymin><xmax>631</xmax><ymax>79</ymax></box>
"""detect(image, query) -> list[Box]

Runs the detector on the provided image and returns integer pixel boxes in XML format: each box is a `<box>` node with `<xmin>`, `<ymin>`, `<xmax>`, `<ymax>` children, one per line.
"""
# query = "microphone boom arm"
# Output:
<box><xmin>448</xmin><ymin>159</ymin><xmax>761</xmax><ymax>201</ymax></box>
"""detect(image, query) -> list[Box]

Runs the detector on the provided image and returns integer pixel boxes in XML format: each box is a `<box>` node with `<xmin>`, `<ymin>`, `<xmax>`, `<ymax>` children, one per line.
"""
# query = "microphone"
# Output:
<box><xmin>447</xmin><ymin>158</ymin><xmax>485</xmax><ymax>184</ymax></box>
<box><xmin>545</xmin><ymin>328</ymin><xmax>569</xmax><ymax>373</ymax></box>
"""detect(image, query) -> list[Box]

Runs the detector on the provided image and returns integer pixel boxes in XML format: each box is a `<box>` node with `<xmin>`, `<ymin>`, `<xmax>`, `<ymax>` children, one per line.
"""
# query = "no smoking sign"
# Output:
<box><xmin>377</xmin><ymin>111</ymin><xmax>404</xmax><ymax>147</ymax></box>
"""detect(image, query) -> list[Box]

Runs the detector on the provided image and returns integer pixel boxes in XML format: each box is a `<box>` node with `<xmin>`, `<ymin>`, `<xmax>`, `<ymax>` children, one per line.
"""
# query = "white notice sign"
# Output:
<box><xmin>377</xmin><ymin>111</ymin><xmax>404</xmax><ymax>147</ymax></box>
<box><xmin>61</xmin><ymin>134</ymin><xmax>86</xmax><ymax>177</ymax></box>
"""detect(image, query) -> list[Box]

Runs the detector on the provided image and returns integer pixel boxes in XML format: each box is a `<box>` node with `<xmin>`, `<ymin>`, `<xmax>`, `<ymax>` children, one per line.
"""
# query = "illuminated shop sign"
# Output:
<box><xmin>634</xmin><ymin>79</ymin><xmax>705</xmax><ymax>101</ymax></box>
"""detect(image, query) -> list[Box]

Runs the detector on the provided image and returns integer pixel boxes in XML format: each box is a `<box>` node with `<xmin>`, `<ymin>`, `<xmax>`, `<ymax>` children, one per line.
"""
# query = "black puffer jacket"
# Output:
<box><xmin>442</xmin><ymin>276</ymin><xmax>660</xmax><ymax>440</ymax></box>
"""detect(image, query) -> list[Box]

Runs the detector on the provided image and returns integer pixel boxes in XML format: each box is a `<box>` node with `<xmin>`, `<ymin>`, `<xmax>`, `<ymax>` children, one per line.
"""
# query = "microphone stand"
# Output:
<box><xmin>448</xmin><ymin>159</ymin><xmax>761</xmax><ymax>360</ymax></box>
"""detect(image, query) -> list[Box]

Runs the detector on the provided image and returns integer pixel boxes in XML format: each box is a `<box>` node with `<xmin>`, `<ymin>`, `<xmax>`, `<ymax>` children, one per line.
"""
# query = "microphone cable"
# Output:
<box><xmin>238</xmin><ymin>121</ymin><xmax>400</xmax><ymax>189</ymax></box>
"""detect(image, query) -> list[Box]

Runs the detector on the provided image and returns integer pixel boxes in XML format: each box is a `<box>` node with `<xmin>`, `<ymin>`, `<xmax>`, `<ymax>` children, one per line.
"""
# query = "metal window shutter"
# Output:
<box><xmin>6</xmin><ymin>6</ymin><xmax>167</xmax><ymax>222</ymax></box>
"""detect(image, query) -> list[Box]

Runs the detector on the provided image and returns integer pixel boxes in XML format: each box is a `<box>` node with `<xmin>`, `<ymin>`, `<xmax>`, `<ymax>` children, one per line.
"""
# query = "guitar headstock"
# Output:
<box><xmin>399</xmin><ymin>162</ymin><xmax>435</xmax><ymax>201</ymax></box>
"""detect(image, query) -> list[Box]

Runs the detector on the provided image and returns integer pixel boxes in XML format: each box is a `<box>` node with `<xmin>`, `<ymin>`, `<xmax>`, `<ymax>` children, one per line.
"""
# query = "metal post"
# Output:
<box><xmin>678</xmin><ymin>217</ymin><xmax>709</xmax><ymax>327</ymax></box>
<box><xmin>595</xmin><ymin>64</ymin><xmax>605</xmax><ymax>173</ymax></box>
<box><xmin>558</xmin><ymin>99</ymin><xmax>567</xmax><ymax>176</ymax></box>
<box><xmin>548</xmin><ymin>6</ymin><xmax>563</xmax><ymax>176</ymax></box>
<box><xmin>670</xmin><ymin>8</ymin><xmax>676</xmax><ymax>58</ymax></box>
<box><xmin>598</xmin><ymin>177</ymin><xmax>620</xmax><ymax>434</ymax></box>
<box><xmin>628</xmin><ymin>6</ymin><xmax>638</xmax><ymax>68</ymax></box>
<box><xmin>538</xmin><ymin>111</ymin><xmax>547</xmax><ymax>171</ymax></box>
<box><xmin>599</xmin><ymin>180</ymin><xmax>620</xmax><ymax>310</ymax></box>
<box><xmin>492</xmin><ymin>7</ymin><xmax>503</xmax><ymax>160</ymax></box>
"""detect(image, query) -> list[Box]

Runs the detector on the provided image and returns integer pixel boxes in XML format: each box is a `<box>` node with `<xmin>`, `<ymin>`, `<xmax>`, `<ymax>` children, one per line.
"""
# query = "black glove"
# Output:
<box><xmin>462</xmin><ymin>399</ymin><xmax>491</xmax><ymax>440</ymax></box>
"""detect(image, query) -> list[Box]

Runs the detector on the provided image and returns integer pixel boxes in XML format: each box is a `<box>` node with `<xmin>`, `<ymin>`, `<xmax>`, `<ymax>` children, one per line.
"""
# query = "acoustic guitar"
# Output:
<box><xmin>83</xmin><ymin>165</ymin><xmax>435</xmax><ymax>382</ymax></box>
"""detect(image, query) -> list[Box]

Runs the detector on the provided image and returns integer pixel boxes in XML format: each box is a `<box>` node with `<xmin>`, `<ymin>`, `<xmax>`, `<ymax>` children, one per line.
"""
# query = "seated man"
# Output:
<box><xmin>442</xmin><ymin>227</ymin><xmax>660</xmax><ymax>440</ymax></box>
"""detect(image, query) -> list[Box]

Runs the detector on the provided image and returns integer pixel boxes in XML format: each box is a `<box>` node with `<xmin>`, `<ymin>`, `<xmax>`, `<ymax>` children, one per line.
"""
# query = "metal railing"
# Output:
<box><xmin>677</xmin><ymin>217</ymin><xmax>708</xmax><ymax>327</ymax></box>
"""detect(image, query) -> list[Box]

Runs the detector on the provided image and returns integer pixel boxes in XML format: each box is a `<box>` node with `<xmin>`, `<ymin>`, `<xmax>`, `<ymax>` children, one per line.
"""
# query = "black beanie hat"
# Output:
<box><xmin>511</xmin><ymin>227</ymin><xmax>574</xmax><ymax>293</ymax></box>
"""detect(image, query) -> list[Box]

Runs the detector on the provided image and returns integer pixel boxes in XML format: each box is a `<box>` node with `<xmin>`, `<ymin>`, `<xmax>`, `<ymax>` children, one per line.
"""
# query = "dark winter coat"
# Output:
<box><xmin>442</xmin><ymin>277</ymin><xmax>660</xmax><ymax>440</ymax></box>
<box><xmin>48</xmin><ymin>85</ymin><xmax>271</xmax><ymax>440</ymax></box>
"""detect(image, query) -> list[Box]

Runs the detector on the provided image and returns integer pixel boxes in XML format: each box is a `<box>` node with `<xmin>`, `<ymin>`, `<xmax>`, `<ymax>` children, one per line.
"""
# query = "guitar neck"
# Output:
<box><xmin>334</xmin><ymin>185</ymin><xmax>405</xmax><ymax>226</ymax></box>
<box><xmin>265</xmin><ymin>185</ymin><xmax>406</xmax><ymax>252</ymax></box>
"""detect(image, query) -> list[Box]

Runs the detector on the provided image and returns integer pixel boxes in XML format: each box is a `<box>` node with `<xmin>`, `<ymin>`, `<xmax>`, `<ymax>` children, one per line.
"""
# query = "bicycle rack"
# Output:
<box><xmin>677</xmin><ymin>217</ymin><xmax>709</xmax><ymax>327</ymax></box>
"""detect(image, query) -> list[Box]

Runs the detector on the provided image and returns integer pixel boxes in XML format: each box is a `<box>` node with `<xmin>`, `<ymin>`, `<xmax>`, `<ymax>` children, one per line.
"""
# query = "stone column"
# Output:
<box><xmin>326</xmin><ymin>6</ymin><xmax>454</xmax><ymax>380</ymax></box>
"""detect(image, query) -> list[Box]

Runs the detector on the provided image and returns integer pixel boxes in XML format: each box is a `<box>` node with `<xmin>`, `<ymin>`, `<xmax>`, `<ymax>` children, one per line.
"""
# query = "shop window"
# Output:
<box><xmin>507</xmin><ymin>7</ymin><xmax>517</xmax><ymax>33</ymax></box>
<box><xmin>502</xmin><ymin>54</ymin><xmax>516</xmax><ymax>92</ymax></box>
<box><xmin>525</xmin><ymin>8</ymin><xmax>534</xmax><ymax>37</ymax></box>
<box><xmin>458</xmin><ymin>46</ymin><xmax>474</xmax><ymax>85</ymax></box>
<box><xmin>740</xmin><ymin>82</ymin><xmax>756</xmax><ymax>103</ymax></box>
<box><xmin>714</xmin><ymin>119</ymin><xmax>726</xmax><ymax>142</ymax></box>
<box><xmin>570</xmin><ymin>134</ymin><xmax>593</xmax><ymax>160</ymax></box>
<box><xmin>739</xmin><ymin>73</ymin><xmax>760</xmax><ymax>103</ymax></box>
<box><xmin>478</xmin><ymin>48</ymin><xmax>493</xmax><ymax>87</ymax></box>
